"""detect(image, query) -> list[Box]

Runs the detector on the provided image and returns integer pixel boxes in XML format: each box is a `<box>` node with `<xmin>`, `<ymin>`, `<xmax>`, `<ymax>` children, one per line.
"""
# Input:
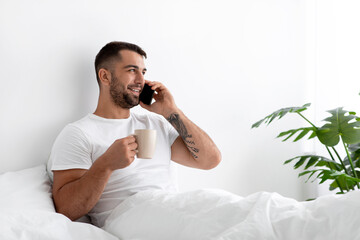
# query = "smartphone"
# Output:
<box><xmin>139</xmin><ymin>83</ymin><xmax>155</xmax><ymax>105</ymax></box>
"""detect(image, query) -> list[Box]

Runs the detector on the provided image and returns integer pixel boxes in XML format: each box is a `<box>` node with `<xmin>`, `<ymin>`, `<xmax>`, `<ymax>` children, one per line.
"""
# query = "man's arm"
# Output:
<box><xmin>52</xmin><ymin>160</ymin><xmax>111</xmax><ymax>220</ymax></box>
<box><xmin>167</xmin><ymin>111</ymin><xmax>221</xmax><ymax>169</ymax></box>
<box><xmin>140</xmin><ymin>81</ymin><xmax>221</xmax><ymax>169</ymax></box>
<box><xmin>52</xmin><ymin>136</ymin><xmax>137</xmax><ymax>220</ymax></box>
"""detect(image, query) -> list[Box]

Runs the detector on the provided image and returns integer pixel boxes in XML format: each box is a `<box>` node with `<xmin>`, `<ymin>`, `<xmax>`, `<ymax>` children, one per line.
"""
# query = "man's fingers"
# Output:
<box><xmin>125</xmin><ymin>135</ymin><xmax>136</xmax><ymax>143</ymax></box>
<box><xmin>146</xmin><ymin>81</ymin><xmax>165</xmax><ymax>91</ymax></box>
<box><xmin>153</xmin><ymin>93</ymin><xmax>161</xmax><ymax>101</ymax></box>
<box><xmin>128</xmin><ymin>142</ymin><xmax>138</xmax><ymax>151</ymax></box>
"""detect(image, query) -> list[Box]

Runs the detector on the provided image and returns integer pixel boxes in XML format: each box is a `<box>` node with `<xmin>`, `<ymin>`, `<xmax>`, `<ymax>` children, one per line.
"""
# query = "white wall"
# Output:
<box><xmin>0</xmin><ymin>0</ymin><xmax>314</xmax><ymax>200</ymax></box>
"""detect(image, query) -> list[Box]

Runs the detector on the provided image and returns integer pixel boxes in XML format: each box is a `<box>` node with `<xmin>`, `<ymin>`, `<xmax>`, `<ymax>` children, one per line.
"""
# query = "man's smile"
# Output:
<box><xmin>128</xmin><ymin>86</ymin><xmax>142</xmax><ymax>96</ymax></box>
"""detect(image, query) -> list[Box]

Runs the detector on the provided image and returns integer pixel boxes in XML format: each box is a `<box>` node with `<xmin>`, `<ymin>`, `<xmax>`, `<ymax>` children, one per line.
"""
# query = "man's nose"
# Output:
<box><xmin>134</xmin><ymin>72</ymin><xmax>145</xmax><ymax>84</ymax></box>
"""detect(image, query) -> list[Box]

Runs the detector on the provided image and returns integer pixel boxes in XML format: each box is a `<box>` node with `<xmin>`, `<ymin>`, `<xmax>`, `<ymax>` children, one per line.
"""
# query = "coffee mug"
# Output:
<box><xmin>134</xmin><ymin>129</ymin><xmax>157</xmax><ymax>159</ymax></box>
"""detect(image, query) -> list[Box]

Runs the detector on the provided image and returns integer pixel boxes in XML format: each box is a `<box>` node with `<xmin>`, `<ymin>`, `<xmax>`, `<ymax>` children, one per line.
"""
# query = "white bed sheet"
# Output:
<box><xmin>0</xmin><ymin>165</ymin><xmax>118</xmax><ymax>240</ymax></box>
<box><xmin>104</xmin><ymin>189</ymin><xmax>360</xmax><ymax>240</ymax></box>
<box><xmin>0</xmin><ymin>208</ymin><xmax>118</xmax><ymax>240</ymax></box>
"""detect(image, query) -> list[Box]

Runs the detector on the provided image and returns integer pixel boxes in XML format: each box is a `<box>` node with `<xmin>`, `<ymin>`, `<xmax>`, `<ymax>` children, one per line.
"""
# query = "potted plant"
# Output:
<box><xmin>252</xmin><ymin>103</ymin><xmax>360</xmax><ymax>194</ymax></box>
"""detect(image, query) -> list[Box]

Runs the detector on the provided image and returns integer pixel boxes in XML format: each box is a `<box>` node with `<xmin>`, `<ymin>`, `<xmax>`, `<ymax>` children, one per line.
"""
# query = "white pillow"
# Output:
<box><xmin>0</xmin><ymin>165</ymin><xmax>55</xmax><ymax>212</ymax></box>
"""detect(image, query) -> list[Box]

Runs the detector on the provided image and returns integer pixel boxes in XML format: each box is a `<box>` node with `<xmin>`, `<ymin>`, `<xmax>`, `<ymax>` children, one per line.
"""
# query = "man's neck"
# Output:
<box><xmin>93</xmin><ymin>103</ymin><xmax>131</xmax><ymax>119</ymax></box>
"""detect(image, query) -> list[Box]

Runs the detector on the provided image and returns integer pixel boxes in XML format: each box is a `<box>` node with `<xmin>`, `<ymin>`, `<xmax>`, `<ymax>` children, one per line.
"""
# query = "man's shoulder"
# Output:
<box><xmin>67</xmin><ymin>114</ymin><xmax>96</xmax><ymax>129</ymax></box>
<box><xmin>59</xmin><ymin>114</ymin><xmax>95</xmax><ymax>139</ymax></box>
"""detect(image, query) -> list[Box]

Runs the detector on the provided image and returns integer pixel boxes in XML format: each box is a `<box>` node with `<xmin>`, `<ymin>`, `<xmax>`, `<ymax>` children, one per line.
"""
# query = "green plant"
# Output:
<box><xmin>252</xmin><ymin>103</ymin><xmax>360</xmax><ymax>194</ymax></box>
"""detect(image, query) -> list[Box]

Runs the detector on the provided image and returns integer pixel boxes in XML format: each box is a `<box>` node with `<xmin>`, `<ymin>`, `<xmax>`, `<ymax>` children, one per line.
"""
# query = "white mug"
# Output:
<box><xmin>134</xmin><ymin>129</ymin><xmax>157</xmax><ymax>159</ymax></box>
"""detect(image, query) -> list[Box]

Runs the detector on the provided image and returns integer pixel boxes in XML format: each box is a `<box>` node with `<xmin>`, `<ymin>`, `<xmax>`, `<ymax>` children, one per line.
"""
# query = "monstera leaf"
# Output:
<box><xmin>329</xmin><ymin>173</ymin><xmax>359</xmax><ymax>192</ymax></box>
<box><xmin>277</xmin><ymin>127</ymin><xmax>317</xmax><ymax>142</ymax></box>
<box><xmin>316</xmin><ymin>108</ymin><xmax>360</xmax><ymax>147</ymax></box>
<box><xmin>252</xmin><ymin>103</ymin><xmax>311</xmax><ymax>128</ymax></box>
<box><xmin>284</xmin><ymin>155</ymin><xmax>342</xmax><ymax>171</ymax></box>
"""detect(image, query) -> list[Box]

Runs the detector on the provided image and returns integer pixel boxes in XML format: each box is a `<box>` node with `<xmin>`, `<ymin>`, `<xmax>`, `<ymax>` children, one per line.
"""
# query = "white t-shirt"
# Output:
<box><xmin>47</xmin><ymin>112</ymin><xmax>179</xmax><ymax>227</ymax></box>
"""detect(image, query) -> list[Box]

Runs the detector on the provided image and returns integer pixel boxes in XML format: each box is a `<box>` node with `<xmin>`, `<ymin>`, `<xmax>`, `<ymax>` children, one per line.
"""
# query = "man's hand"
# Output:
<box><xmin>102</xmin><ymin>135</ymin><xmax>138</xmax><ymax>170</ymax></box>
<box><xmin>139</xmin><ymin>80</ymin><xmax>178</xmax><ymax>119</ymax></box>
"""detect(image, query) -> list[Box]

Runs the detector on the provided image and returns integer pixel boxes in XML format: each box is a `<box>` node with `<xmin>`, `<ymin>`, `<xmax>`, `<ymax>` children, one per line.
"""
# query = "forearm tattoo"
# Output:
<box><xmin>167</xmin><ymin>113</ymin><xmax>199</xmax><ymax>159</ymax></box>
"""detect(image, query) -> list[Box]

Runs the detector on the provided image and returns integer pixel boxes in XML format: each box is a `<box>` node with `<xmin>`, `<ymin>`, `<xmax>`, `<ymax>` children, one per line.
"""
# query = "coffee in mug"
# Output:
<box><xmin>134</xmin><ymin>129</ymin><xmax>157</xmax><ymax>159</ymax></box>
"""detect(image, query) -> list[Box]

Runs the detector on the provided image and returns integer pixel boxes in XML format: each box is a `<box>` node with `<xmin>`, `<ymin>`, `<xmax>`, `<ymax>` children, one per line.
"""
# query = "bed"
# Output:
<box><xmin>2</xmin><ymin>164</ymin><xmax>360</xmax><ymax>239</ymax></box>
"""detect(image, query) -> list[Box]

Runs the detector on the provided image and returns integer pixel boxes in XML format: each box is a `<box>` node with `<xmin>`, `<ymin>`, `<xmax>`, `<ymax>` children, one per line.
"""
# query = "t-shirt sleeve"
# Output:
<box><xmin>168</xmin><ymin>123</ymin><xmax>179</xmax><ymax>146</ymax></box>
<box><xmin>48</xmin><ymin>124</ymin><xmax>92</xmax><ymax>172</ymax></box>
<box><xmin>160</xmin><ymin>115</ymin><xmax>179</xmax><ymax>146</ymax></box>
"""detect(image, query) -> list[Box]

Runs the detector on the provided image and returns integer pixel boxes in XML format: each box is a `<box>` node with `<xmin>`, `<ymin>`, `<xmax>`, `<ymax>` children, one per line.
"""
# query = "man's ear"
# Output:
<box><xmin>98</xmin><ymin>68</ymin><xmax>112</xmax><ymax>87</ymax></box>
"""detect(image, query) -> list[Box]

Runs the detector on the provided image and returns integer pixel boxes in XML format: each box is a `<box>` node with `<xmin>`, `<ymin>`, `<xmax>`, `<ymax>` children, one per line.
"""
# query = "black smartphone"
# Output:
<box><xmin>139</xmin><ymin>83</ymin><xmax>155</xmax><ymax>105</ymax></box>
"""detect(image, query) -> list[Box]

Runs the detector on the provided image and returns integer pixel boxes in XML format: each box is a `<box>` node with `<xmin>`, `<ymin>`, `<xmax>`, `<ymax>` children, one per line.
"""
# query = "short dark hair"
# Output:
<box><xmin>94</xmin><ymin>41</ymin><xmax>147</xmax><ymax>86</ymax></box>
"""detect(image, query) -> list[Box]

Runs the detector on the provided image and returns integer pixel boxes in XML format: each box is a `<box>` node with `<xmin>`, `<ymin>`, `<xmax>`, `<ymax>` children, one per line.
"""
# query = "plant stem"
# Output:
<box><xmin>297</xmin><ymin>112</ymin><xmax>317</xmax><ymax>128</ymax></box>
<box><xmin>342</xmin><ymin>138</ymin><xmax>360</xmax><ymax>189</ymax></box>
<box><xmin>331</xmin><ymin>147</ymin><xmax>350</xmax><ymax>175</ymax></box>
<box><xmin>296</xmin><ymin>112</ymin><xmax>347</xmax><ymax>192</ymax></box>
<box><xmin>325</xmin><ymin>146</ymin><xmax>346</xmax><ymax>192</ymax></box>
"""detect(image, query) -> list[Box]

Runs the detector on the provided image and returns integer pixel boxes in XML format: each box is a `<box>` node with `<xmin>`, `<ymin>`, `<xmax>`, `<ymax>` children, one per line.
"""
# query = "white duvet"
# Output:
<box><xmin>103</xmin><ymin>189</ymin><xmax>360</xmax><ymax>240</ymax></box>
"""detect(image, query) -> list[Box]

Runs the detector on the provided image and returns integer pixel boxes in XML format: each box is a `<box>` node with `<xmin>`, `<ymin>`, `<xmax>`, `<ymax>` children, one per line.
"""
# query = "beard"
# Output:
<box><xmin>109</xmin><ymin>75</ymin><xmax>140</xmax><ymax>109</ymax></box>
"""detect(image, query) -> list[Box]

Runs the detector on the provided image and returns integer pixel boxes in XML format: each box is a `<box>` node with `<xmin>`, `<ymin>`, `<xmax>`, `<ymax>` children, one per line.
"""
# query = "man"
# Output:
<box><xmin>47</xmin><ymin>41</ymin><xmax>221</xmax><ymax>227</ymax></box>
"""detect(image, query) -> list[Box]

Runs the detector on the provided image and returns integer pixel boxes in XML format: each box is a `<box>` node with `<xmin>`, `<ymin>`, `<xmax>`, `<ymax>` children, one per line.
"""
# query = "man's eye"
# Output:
<box><xmin>142</xmin><ymin>71</ymin><xmax>146</xmax><ymax>75</ymax></box>
<box><xmin>129</xmin><ymin>69</ymin><xmax>136</xmax><ymax>72</ymax></box>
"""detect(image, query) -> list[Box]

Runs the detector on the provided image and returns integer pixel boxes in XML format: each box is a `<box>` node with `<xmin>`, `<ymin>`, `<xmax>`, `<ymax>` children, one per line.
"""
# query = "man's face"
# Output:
<box><xmin>109</xmin><ymin>50</ymin><xmax>147</xmax><ymax>109</ymax></box>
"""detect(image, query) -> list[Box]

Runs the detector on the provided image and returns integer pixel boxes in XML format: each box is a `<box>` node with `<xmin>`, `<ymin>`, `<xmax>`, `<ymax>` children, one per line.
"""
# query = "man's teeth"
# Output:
<box><xmin>131</xmin><ymin>89</ymin><xmax>140</xmax><ymax>92</ymax></box>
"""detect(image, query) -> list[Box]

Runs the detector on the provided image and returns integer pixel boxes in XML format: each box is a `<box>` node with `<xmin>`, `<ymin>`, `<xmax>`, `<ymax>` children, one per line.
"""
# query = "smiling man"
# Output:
<box><xmin>47</xmin><ymin>41</ymin><xmax>221</xmax><ymax>227</ymax></box>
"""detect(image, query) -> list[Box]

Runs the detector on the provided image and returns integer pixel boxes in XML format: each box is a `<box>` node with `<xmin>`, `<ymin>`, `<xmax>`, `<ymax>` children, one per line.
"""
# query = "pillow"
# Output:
<box><xmin>0</xmin><ymin>165</ymin><xmax>55</xmax><ymax>212</ymax></box>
